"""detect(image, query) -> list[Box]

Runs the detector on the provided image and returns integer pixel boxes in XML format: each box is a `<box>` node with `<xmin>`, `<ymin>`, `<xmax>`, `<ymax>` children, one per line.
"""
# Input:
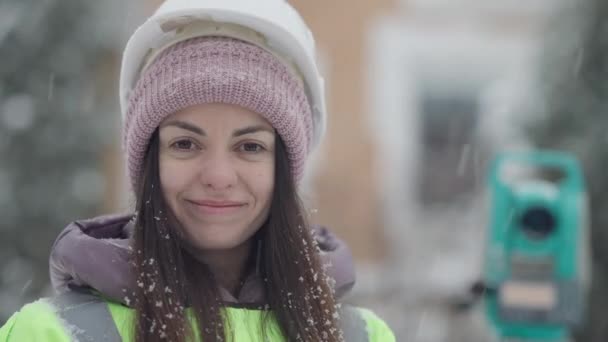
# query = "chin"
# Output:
<box><xmin>190</xmin><ymin>231</ymin><xmax>253</xmax><ymax>251</ymax></box>
<box><xmin>178</xmin><ymin>218</ymin><xmax>264</xmax><ymax>252</ymax></box>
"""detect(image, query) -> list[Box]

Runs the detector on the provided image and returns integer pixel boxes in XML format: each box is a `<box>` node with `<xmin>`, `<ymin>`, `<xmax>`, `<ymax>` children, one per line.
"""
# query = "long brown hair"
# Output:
<box><xmin>131</xmin><ymin>130</ymin><xmax>343</xmax><ymax>341</ymax></box>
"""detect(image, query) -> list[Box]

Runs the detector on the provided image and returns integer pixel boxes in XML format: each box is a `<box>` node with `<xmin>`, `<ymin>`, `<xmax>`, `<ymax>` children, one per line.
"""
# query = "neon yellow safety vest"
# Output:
<box><xmin>0</xmin><ymin>291</ymin><xmax>395</xmax><ymax>341</ymax></box>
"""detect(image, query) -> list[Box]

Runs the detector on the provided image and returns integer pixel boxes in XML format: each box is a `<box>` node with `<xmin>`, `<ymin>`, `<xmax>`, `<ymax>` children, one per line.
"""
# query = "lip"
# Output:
<box><xmin>185</xmin><ymin>199</ymin><xmax>247</xmax><ymax>215</ymax></box>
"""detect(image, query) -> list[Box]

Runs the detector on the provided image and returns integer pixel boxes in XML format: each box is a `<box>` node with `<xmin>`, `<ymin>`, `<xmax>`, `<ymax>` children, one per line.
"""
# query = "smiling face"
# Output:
<box><xmin>158</xmin><ymin>103</ymin><xmax>275</xmax><ymax>253</ymax></box>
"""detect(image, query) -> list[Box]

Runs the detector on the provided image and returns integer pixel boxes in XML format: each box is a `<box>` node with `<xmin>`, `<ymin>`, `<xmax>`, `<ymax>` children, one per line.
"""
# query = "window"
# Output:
<box><xmin>417</xmin><ymin>90</ymin><xmax>479</xmax><ymax>206</ymax></box>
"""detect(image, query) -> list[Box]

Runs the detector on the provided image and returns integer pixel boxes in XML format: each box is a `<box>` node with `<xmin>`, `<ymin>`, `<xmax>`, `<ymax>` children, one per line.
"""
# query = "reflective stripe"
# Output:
<box><xmin>50</xmin><ymin>291</ymin><xmax>122</xmax><ymax>342</ymax></box>
<box><xmin>51</xmin><ymin>291</ymin><xmax>369</xmax><ymax>341</ymax></box>
<box><xmin>341</xmin><ymin>305</ymin><xmax>369</xmax><ymax>342</ymax></box>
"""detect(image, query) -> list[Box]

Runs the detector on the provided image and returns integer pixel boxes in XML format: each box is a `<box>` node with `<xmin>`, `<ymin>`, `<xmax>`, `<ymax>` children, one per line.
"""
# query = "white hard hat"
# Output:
<box><xmin>119</xmin><ymin>0</ymin><xmax>327</xmax><ymax>149</ymax></box>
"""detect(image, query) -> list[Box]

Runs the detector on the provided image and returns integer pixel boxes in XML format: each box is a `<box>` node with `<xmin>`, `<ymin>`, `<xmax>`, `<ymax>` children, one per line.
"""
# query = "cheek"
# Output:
<box><xmin>250</xmin><ymin>163</ymin><xmax>275</xmax><ymax>204</ymax></box>
<box><xmin>159</xmin><ymin>157</ymin><xmax>196</xmax><ymax>199</ymax></box>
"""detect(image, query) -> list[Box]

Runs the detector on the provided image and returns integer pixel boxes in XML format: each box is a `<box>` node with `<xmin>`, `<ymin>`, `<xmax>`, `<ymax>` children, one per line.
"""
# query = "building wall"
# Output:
<box><xmin>288</xmin><ymin>0</ymin><xmax>396</xmax><ymax>263</ymax></box>
<box><xmin>363</xmin><ymin>4</ymin><xmax>557</xmax><ymax>341</ymax></box>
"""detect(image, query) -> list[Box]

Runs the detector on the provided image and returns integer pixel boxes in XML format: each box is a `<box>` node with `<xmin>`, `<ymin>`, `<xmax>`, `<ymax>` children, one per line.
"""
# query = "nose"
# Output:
<box><xmin>199</xmin><ymin>150</ymin><xmax>238</xmax><ymax>191</ymax></box>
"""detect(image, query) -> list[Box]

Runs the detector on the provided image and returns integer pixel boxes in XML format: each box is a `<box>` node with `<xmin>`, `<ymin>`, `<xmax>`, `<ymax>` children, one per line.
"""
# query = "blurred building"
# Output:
<box><xmin>100</xmin><ymin>0</ymin><xmax>561</xmax><ymax>340</ymax></box>
<box><xmin>287</xmin><ymin>0</ymin><xmax>558</xmax><ymax>341</ymax></box>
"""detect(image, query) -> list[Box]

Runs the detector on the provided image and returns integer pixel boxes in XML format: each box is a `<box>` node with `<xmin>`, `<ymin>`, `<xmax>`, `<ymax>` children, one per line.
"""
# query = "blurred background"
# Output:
<box><xmin>1</xmin><ymin>0</ymin><xmax>608</xmax><ymax>340</ymax></box>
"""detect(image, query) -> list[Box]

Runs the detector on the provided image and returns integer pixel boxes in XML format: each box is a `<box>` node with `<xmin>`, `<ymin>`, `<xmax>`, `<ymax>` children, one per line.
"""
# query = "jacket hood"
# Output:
<box><xmin>49</xmin><ymin>213</ymin><xmax>356</xmax><ymax>306</ymax></box>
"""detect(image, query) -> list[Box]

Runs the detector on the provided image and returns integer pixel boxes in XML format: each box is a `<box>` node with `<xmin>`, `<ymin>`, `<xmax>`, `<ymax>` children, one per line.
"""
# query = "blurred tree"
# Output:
<box><xmin>0</xmin><ymin>0</ymin><xmax>124</xmax><ymax>323</ymax></box>
<box><xmin>529</xmin><ymin>0</ymin><xmax>608</xmax><ymax>340</ymax></box>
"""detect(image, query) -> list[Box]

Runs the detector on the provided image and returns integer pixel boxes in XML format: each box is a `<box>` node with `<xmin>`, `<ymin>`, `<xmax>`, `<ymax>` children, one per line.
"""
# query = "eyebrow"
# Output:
<box><xmin>161</xmin><ymin>120</ymin><xmax>205</xmax><ymax>136</ymax></box>
<box><xmin>233</xmin><ymin>125</ymin><xmax>275</xmax><ymax>137</ymax></box>
<box><xmin>161</xmin><ymin>120</ymin><xmax>274</xmax><ymax>137</ymax></box>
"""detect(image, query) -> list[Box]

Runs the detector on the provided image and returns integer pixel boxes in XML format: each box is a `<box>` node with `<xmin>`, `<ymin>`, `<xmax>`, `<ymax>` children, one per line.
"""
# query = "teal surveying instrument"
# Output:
<box><xmin>483</xmin><ymin>151</ymin><xmax>590</xmax><ymax>342</ymax></box>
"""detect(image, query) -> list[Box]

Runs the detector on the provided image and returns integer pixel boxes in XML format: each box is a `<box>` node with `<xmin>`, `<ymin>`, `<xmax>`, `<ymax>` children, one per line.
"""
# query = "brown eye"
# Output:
<box><xmin>240</xmin><ymin>143</ymin><xmax>264</xmax><ymax>153</ymax></box>
<box><xmin>171</xmin><ymin>139</ymin><xmax>198</xmax><ymax>151</ymax></box>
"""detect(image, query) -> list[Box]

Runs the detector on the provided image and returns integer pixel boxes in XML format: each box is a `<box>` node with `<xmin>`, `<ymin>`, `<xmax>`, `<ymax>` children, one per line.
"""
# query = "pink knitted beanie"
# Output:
<box><xmin>124</xmin><ymin>36</ymin><xmax>313</xmax><ymax>189</ymax></box>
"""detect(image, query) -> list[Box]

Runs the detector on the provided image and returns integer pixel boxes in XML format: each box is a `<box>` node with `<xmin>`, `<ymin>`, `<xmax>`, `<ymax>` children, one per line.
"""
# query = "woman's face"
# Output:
<box><xmin>158</xmin><ymin>103</ymin><xmax>275</xmax><ymax>251</ymax></box>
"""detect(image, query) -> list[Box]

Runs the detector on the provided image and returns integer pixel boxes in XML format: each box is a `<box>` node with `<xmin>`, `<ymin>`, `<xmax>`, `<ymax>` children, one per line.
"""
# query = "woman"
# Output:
<box><xmin>0</xmin><ymin>0</ymin><xmax>394</xmax><ymax>341</ymax></box>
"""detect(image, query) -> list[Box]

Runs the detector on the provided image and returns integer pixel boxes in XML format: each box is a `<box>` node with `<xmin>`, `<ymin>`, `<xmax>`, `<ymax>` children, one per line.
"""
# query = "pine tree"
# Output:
<box><xmin>530</xmin><ymin>0</ymin><xmax>608</xmax><ymax>339</ymax></box>
<box><xmin>0</xmin><ymin>0</ymin><xmax>123</xmax><ymax>322</ymax></box>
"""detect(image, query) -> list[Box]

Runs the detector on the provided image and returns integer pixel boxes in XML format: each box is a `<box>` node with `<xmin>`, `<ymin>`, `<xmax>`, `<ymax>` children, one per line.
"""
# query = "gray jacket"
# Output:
<box><xmin>49</xmin><ymin>213</ymin><xmax>357</xmax><ymax>306</ymax></box>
